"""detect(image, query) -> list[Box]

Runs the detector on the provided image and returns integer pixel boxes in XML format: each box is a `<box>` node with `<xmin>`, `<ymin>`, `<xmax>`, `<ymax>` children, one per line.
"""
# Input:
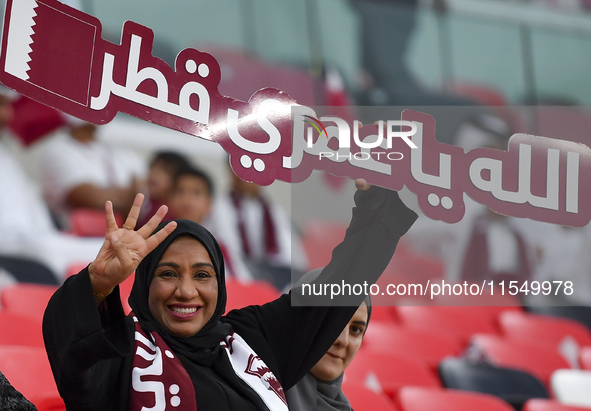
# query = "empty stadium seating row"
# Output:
<box><xmin>344</xmin><ymin>386</ymin><xmax>591</xmax><ymax>411</ymax></box>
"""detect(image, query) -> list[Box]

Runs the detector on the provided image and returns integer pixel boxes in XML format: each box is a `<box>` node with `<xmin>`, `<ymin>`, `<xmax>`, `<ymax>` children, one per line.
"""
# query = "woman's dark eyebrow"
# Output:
<box><xmin>155</xmin><ymin>262</ymin><xmax>215</xmax><ymax>270</ymax></box>
<box><xmin>192</xmin><ymin>262</ymin><xmax>215</xmax><ymax>270</ymax></box>
<box><xmin>352</xmin><ymin>320</ymin><xmax>367</xmax><ymax>326</ymax></box>
<box><xmin>156</xmin><ymin>262</ymin><xmax>180</xmax><ymax>269</ymax></box>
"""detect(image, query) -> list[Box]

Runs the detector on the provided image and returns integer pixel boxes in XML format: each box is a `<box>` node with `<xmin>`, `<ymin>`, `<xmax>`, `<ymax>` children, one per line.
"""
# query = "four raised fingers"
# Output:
<box><xmin>122</xmin><ymin>193</ymin><xmax>145</xmax><ymax>231</ymax></box>
<box><xmin>102</xmin><ymin>194</ymin><xmax>176</xmax><ymax>267</ymax></box>
<box><xmin>137</xmin><ymin>204</ymin><xmax>169</xmax><ymax>238</ymax></box>
<box><xmin>145</xmin><ymin>221</ymin><xmax>177</xmax><ymax>254</ymax></box>
<box><xmin>105</xmin><ymin>200</ymin><xmax>119</xmax><ymax>233</ymax></box>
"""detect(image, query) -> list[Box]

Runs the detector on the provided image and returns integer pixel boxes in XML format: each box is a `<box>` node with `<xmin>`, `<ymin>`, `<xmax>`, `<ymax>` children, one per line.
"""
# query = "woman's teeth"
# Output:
<box><xmin>171</xmin><ymin>306</ymin><xmax>198</xmax><ymax>314</ymax></box>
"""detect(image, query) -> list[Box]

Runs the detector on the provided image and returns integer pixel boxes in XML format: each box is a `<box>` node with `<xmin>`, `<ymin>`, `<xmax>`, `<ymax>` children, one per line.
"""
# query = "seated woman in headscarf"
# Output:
<box><xmin>43</xmin><ymin>179</ymin><xmax>417</xmax><ymax>411</ymax></box>
<box><xmin>286</xmin><ymin>269</ymin><xmax>371</xmax><ymax>411</ymax></box>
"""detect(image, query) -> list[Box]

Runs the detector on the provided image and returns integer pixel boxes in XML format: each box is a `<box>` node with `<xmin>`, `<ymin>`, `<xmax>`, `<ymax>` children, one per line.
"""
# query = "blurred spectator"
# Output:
<box><xmin>351</xmin><ymin>0</ymin><xmax>475</xmax><ymax>107</ymax></box>
<box><xmin>454</xmin><ymin>113</ymin><xmax>513</xmax><ymax>152</ymax></box>
<box><xmin>8</xmin><ymin>96</ymin><xmax>66</xmax><ymax>147</ymax></box>
<box><xmin>169</xmin><ymin>165</ymin><xmax>253</xmax><ymax>282</ymax></box>
<box><xmin>456</xmin><ymin>114</ymin><xmax>534</xmax><ymax>288</ymax></box>
<box><xmin>287</xmin><ymin>300</ymin><xmax>370</xmax><ymax>410</ymax></box>
<box><xmin>403</xmin><ymin>113</ymin><xmax>510</xmax><ymax>277</ymax></box>
<box><xmin>512</xmin><ymin>219</ymin><xmax>591</xmax><ymax>304</ymax></box>
<box><xmin>286</xmin><ymin>267</ymin><xmax>371</xmax><ymax>411</ymax></box>
<box><xmin>38</xmin><ymin>116</ymin><xmax>147</xmax><ymax>229</ymax></box>
<box><xmin>532</xmin><ymin>0</ymin><xmax>586</xmax><ymax>12</ymax></box>
<box><xmin>169</xmin><ymin>165</ymin><xmax>215</xmax><ymax>225</ymax></box>
<box><xmin>460</xmin><ymin>210</ymin><xmax>534</xmax><ymax>287</ymax></box>
<box><xmin>139</xmin><ymin>151</ymin><xmax>192</xmax><ymax>226</ymax></box>
<box><xmin>209</xmin><ymin>165</ymin><xmax>307</xmax><ymax>290</ymax></box>
<box><xmin>0</xmin><ymin>87</ymin><xmax>103</xmax><ymax>280</ymax></box>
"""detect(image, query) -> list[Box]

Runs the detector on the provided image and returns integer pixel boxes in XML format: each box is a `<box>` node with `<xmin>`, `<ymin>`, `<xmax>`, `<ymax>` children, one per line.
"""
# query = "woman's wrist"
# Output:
<box><xmin>88</xmin><ymin>262</ymin><xmax>115</xmax><ymax>303</ymax></box>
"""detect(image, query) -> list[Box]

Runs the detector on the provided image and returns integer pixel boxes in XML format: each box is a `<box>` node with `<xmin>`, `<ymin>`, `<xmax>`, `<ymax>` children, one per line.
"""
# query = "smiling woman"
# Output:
<box><xmin>148</xmin><ymin>237</ymin><xmax>219</xmax><ymax>338</ymax></box>
<box><xmin>42</xmin><ymin>181</ymin><xmax>417</xmax><ymax>411</ymax></box>
<box><xmin>310</xmin><ymin>302</ymin><xmax>369</xmax><ymax>382</ymax></box>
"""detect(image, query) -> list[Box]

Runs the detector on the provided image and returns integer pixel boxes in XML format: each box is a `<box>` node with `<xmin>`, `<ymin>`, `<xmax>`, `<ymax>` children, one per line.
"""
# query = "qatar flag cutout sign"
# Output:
<box><xmin>1</xmin><ymin>0</ymin><xmax>590</xmax><ymax>227</ymax></box>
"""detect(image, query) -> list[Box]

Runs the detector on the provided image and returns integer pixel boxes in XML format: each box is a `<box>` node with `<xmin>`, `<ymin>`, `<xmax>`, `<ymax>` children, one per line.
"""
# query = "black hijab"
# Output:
<box><xmin>128</xmin><ymin>219</ymin><xmax>232</xmax><ymax>366</ymax></box>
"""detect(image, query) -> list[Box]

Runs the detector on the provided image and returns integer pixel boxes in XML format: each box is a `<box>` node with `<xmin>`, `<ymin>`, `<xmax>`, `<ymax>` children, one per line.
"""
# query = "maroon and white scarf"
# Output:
<box><xmin>129</xmin><ymin>317</ymin><xmax>197</xmax><ymax>411</ymax></box>
<box><xmin>221</xmin><ymin>332</ymin><xmax>288</xmax><ymax>410</ymax></box>
<box><xmin>129</xmin><ymin>318</ymin><xmax>288</xmax><ymax>411</ymax></box>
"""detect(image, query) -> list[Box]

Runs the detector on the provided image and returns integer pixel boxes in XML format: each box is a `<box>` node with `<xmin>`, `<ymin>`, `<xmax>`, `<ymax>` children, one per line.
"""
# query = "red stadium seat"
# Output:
<box><xmin>0</xmin><ymin>311</ymin><xmax>44</xmax><ymax>347</ymax></box>
<box><xmin>119</xmin><ymin>272</ymin><xmax>135</xmax><ymax>315</ymax></box>
<box><xmin>470</xmin><ymin>334</ymin><xmax>571</xmax><ymax>387</ymax></box>
<box><xmin>386</xmin><ymin>252</ymin><xmax>445</xmax><ymax>283</ymax></box>
<box><xmin>345</xmin><ymin>351</ymin><xmax>440</xmax><ymax>400</ymax></box>
<box><xmin>527</xmin><ymin>306</ymin><xmax>591</xmax><ymax>333</ymax></box>
<box><xmin>499</xmin><ymin>311</ymin><xmax>591</xmax><ymax>350</ymax></box>
<box><xmin>9</xmin><ymin>95</ymin><xmax>67</xmax><ymax>146</ymax></box>
<box><xmin>65</xmin><ymin>267</ymin><xmax>134</xmax><ymax>315</ymax></box>
<box><xmin>394</xmin><ymin>306</ymin><xmax>498</xmax><ymax>346</ymax></box>
<box><xmin>432</xmin><ymin>292</ymin><xmax>522</xmax><ymax>326</ymax></box>
<box><xmin>342</xmin><ymin>383</ymin><xmax>399</xmax><ymax>411</ymax></box>
<box><xmin>65</xmin><ymin>266</ymin><xmax>134</xmax><ymax>314</ymax></box>
<box><xmin>361</xmin><ymin>322</ymin><xmax>462</xmax><ymax>369</ymax></box>
<box><xmin>398</xmin><ymin>387</ymin><xmax>515</xmax><ymax>411</ymax></box>
<box><xmin>444</xmin><ymin>82</ymin><xmax>509</xmax><ymax>106</ymax></box>
<box><xmin>69</xmin><ymin>208</ymin><xmax>123</xmax><ymax>237</ymax></box>
<box><xmin>301</xmin><ymin>220</ymin><xmax>347</xmax><ymax>270</ymax></box>
<box><xmin>0</xmin><ymin>283</ymin><xmax>58</xmax><ymax>323</ymax></box>
<box><xmin>0</xmin><ymin>345</ymin><xmax>65</xmax><ymax>411</ymax></box>
<box><xmin>580</xmin><ymin>346</ymin><xmax>591</xmax><ymax>371</ymax></box>
<box><xmin>225</xmin><ymin>279</ymin><xmax>281</xmax><ymax>311</ymax></box>
<box><xmin>371</xmin><ymin>270</ymin><xmax>433</xmax><ymax>307</ymax></box>
<box><xmin>65</xmin><ymin>262</ymin><xmax>90</xmax><ymax>278</ymax></box>
<box><xmin>523</xmin><ymin>399</ymin><xmax>591</xmax><ymax>411</ymax></box>
<box><xmin>368</xmin><ymin>306</ymin><xmax>399</xmax><ymax>325</ymax></box>
<box><xmin>377</xmin><ymin>240</ymin><xmax>444</xmax><ymax>290</ymax></box>
<box><xmin>301</xmin><ymin>220</ymin><xmax>415</xmax><ymax>272</ymax></box>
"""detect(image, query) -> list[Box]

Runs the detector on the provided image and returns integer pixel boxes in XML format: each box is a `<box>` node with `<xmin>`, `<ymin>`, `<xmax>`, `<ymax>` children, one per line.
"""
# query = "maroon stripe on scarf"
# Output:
<box><xmin>129</xmin><ymin>316</ymin><xmax>198</xmax><ymax>411</ymax></box>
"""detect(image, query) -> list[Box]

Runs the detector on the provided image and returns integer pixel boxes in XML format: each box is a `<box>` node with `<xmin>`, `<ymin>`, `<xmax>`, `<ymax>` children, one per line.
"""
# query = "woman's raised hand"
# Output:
<box><xmin>89</xmin><ymin>193</ymin><xmax>177</xmax><ymax>303</ymax></box>
<box><xmin>355</xmin><ymin>178</ymin><xmax>371</xmax><ymax>191</ymax></box>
